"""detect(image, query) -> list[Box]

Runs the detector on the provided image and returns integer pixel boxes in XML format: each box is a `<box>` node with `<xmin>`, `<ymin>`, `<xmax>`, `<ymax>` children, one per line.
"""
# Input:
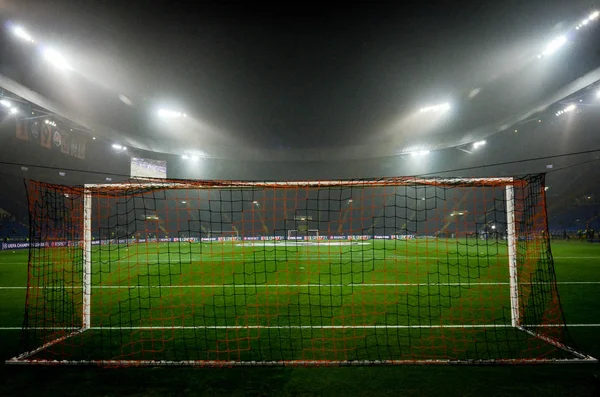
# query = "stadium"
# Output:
<box><xmin>1</xmin><ymin>1</ymin><xmax>600</xmax><ymax>395</ymax></box>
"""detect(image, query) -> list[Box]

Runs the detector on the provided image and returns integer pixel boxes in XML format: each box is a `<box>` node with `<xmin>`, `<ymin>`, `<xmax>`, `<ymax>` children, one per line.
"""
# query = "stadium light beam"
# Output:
<box><xmin>158</xmin><ymin>109</ymin><xmax>186</xmax><ymax>118</ymax></box>
<box><xmin>472</xmin><ymin>140</ymin><xmax>486</xmax><ymax>149</ymax></box>
<box><xmin>419</xmin><ymin>103</ymin><xmax>451</xmax><ymax>113</ymax></box>
<box><xmin>539</xmin><ymin>35</ymin><xmax>567</xmax><ymax>58</ymax></box>
<box><xmin>43</xmin><ymin>48</ymin><xmax>73</xmax><ymax>71</ymax></box>
<box><xmin>13</xmin><ymin>26</ymin><xmax>35</xmax><ymax>43</ymax></box>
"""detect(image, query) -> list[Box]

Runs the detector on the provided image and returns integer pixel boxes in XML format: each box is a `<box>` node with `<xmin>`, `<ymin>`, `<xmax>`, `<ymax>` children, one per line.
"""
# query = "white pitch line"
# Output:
<box><xmin>0</xmin><ymin>324</ymin><xmax>599</xmax><ymax>331</ymax></box>
<box><xmin>1</xmin><ymin>281</ymin><xmax>599</xmax><ymax>290</ymax></box>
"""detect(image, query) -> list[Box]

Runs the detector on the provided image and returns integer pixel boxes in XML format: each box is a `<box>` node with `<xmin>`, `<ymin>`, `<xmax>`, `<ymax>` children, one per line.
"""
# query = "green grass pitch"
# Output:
<box><xmin>0</xmin><ymin>240</ymin><xmax>599</xmax><ymax>395</ymax></box>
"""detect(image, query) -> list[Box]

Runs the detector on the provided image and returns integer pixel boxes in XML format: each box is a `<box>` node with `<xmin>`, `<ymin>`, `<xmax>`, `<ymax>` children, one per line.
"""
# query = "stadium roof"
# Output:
<box><xmin>2</xmin><ymin>0</ymin><xmax>600</xmax><ymax>161</ymax></box>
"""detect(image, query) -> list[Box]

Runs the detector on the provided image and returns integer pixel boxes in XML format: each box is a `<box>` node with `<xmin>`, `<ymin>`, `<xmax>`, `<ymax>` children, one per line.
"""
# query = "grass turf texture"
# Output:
<box><xmin>0</xmin><ymin>240</ymin><xmax>599</xmax><ymax>395</ymax></box>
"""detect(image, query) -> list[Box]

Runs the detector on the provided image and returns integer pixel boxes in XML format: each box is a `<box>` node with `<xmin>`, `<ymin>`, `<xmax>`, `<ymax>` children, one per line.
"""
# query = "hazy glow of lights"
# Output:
<box><xmin>491</xmin><ymin>225</ymin><xmax>496</xmax><ymax>230</ymax></box>
<box><xmin>190</xmin><ymin>155</ymin><xmax>199</xmax><ymax>161</ymax></box>
<box><xmin>158</xmin><ymin>109</ymin><xmax>185</xmax><ymax>118</ymax></box>
<box><xmin>473</xmin><ymin>140</ymin><xmax>486</xmax><ymax>149</ymax></box>
<box><xmin>43</xmin><ymin>48</ymin><xmax>73</xmax><ymax>70</ymax></box>
<box><xmin>411</xmin><ymin>150</ymin><xmax>430</xmax><ymax>156</ymax></box>
<box><xmin>13</xmin><ymin>26</ymin><xmax>34</xmax><ymax>43</ymax></box>
<box><xmin>0</xmin><ymin>99</ymin><xmax>11</xmax><ymax>108</ymax></box>
<box><xmin>9</xmin><ymin>107</ymin><xmax>18</xmax><ymax>114</ymax></box>
<box><xmin>596</xmin><ymin>89</ymin><xmax>600</xmax><ymax>98</ymax></box>
<box><xmin>112</xmin><ymin>144</ymin><xmax>123</xmax><ymax>150</ymax></box>
<box><xmin>540</xmin><ymin>35</ymin><xmax>567</xmax><ymax>57</ymax></box>
<box><xmin>181</xmin><ymin>201</ymin><xmax>187</xmax><ymax>204</ymax></box>
<box><xmin>556</xmin><ymin>104</ymin><xmax>576</xmax><ymax>116</ymax></box>
<box><xmin>419</xmin><ymin>103</ymin><xmax>451</xmax><ymax>113</ymax></box>
<box><xmin>181</xmin><ymin>155</ymin><xmax>190</xmax><ymax>160</ymax></box>
<box><xmin>590</xmin><ymin>11</ymin><xmax>600</xmax><ymax>20</ymax></box>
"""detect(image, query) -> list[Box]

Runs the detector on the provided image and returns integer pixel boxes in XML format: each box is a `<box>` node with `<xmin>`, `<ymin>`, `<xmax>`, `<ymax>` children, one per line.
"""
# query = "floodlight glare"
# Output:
<box><xmin>191</xmin><ymin>155</ymin><xmax>199</xmax><ymax>161</ymax></box>
<box><xmin>596</xmin><ymin>89</ymin><xmax>600</xmax><ymax>98</ymax></box>
<box><xmin>181</xmin><ymin>155</ymin><xmax>190</xmax><ymax>160</ymax></box>
<box><xmin>43</xmin><ymin>48</ymin><xmax>73</xmax><ymax>71</ymax></box>
<box><xmin>9</xmin><ymin>107</ymin><xmax>18</xmax><ymax>114</ymax></box>
<box><xmin>590</xmin><ymin>11</ymin><xmax>600</xmax><ymax>20</ymax></box>
<box><xmin>473</xmin><ymin>140</ymin><xmax>486</xmax><ymax>149</ymax></box>
<box><xmin>13</xmin><ymin>26</ymin><xmax>34</xmax><ymax>43</ymax></box>
<box><xmin>112</xmin><ymin>144</ymin><xmax>123</xmax><ymax>150</ymax></box>
<box><xmin>158</xmin><ymin>109</ymin><xmax>184</xmax><ymax>118</ymax></box>
<box><xmin>540</xmin><ymin>35</ymin><xmax>567</xmax><ymax>57</ymax></box>
<box><xmin>0</xmin><ymin>99</ymin><xmax>10</xmax><ymax>108</ymax></box>
<box><xmin>419</xmin><ymin>103</ymin><xmax>451</xmax><ymax>113</ymax></box>
<box><xmin>411</xmin><ymin>150</ymin><xmax>430</xmax><ymax>156</ymax></box>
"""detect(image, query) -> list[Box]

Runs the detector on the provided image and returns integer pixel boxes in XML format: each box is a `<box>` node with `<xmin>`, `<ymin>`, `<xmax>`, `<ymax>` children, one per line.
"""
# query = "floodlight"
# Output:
<box><xmin>181</xmin><ymin>201</ymin><xmax>187</xmax><ymax>204</ymax></box>
<box><xmin>491</xmin><ymin>225</ymin><xmax>496</xmax><ymax>230</ymax></box>
<box><xmin>590</xmin><ymin>11</ymin><xmax>600</xmax><ymax>20</ymax></box>
<box><xmin>9</xmin><ymin>107</ymin><xmax>18</xmax><ymax>114</ymax></box>
<box><xmin>158</xmin><ymin>109</ymin><xmax>184</xmax><ymax>118</ymax></box>
<box><xmin>411</xmin><ymin>150</ymin><xmax>430</xmax><ymax>156</ymax></box>
<box><xmin>13</xmin><ymin>26</ymin><xmax>34</xmax><ymax>43</ymax></box>
<box><xmin>191</xmin><ymin>155</ymin><xmax>199</xmax><ymax>161</ymax></box>
<box><xmin>541</xmin><ymin>35</ymin><xmax>567</xmax><ymax>57</ymax></box>
<box><xmin>112</xmin><ymin>144</ymin><xmax>123</xmax><ymax>150</ymax></box>
<box><xmin>92</xmin><ymin>137</ymin><xmax>96</xmax><ymax>140</ymax></box>
<box><xmin>473</xmin><ymin>140</ymin><xmax>486</xmax><ymax>149</ymax></box>
<box><xmin>252</xmin><ymin>201</ymin><xmax>259</xmax><ymax>205</ymax></box>
<box><xmin>43</xmin><ymin>48</ymin><xmax>73</xmax><ymax>70</ymax></box>
<box><xmin>181</xmin><ymin>155</ymin><xmax>190</xmax><ymax>160</ymax></box>
<box><xmin>596</xmin><ymin>89</ymin><xmax>600</xmax><ymax>98</ymax></box>
<box><xmin>0</xmin><ymin>99</ymin><xmax>11</xmax><ymax>108</ymax></box>
<box><xmin>419</xmin><ymin>103</ymin><xmax>451</xmax><ymax>113</ymax></box>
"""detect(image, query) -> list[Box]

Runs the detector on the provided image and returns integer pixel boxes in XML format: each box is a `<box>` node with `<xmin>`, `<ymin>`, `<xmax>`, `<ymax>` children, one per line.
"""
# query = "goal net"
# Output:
<box><xmin>7</xmin><ymin>175</ymin><xmax>596</xmax><ymax>366</ymax></box>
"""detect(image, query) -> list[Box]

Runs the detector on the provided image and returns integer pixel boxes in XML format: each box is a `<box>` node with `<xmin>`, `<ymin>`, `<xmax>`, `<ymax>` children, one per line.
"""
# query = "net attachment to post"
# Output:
<box><xmin>7</xmin><ymin>174</ymin><xmax>596</xmax><ymax>366</ymax></box>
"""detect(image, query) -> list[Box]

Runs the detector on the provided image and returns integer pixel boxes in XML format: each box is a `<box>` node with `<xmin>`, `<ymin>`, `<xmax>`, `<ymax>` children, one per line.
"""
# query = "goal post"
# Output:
<box><xmin>7</xmin><ymin>175</ymin><xmax>597</xmax><ymax>366</ymax></box>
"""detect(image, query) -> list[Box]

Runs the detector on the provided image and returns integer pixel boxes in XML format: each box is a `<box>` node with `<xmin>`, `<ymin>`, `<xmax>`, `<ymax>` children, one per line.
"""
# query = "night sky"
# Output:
<box><xmin>1</xmin><ymin>0</ymin><xmax>599</xmax><ymax>150</ymax></box>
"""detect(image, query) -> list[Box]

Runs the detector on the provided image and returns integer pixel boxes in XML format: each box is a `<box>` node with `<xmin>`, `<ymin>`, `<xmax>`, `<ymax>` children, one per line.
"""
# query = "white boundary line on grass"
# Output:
<box><xmin>1</xmin><ymin>281</ymin><xmax>600</xmax><ymax>290</ymax></box>
<box><xmin>0</xmin><ymin>324</ymin><xmax>599</xmax><ymax>331</ymax></box>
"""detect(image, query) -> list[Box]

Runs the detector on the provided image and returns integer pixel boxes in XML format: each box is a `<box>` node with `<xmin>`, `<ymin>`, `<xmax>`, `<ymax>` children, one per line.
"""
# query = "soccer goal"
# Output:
<box><xmin>7</xmin><ymin>175</ymin><xmax>596</xmax><ymax>366</ymax></box>
<box><xmin>207</xmin><ymin>230</ymin><xmax>239</xmax><ymax>241</ymax></box>
<box><xmin>287</xmin><ymin>229</ymin><xmax>320</xmax><ymax>240</ymax></box>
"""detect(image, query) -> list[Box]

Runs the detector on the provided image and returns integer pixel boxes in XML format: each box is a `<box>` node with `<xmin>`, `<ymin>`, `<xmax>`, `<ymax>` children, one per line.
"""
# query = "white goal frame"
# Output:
<box><xmin>287</xmin><ymin>229</ymin><xmax>320</xmax><ymax>240</ymax></box>
<box><xmin>207</xmin><ymin>230</ymin><xmax>239</xmax><ymax>239</ymax></box>
<box><xmin>6</xmin><ymin>177</ymin><xmax>597</xmax><ymax>366</ymax></box>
